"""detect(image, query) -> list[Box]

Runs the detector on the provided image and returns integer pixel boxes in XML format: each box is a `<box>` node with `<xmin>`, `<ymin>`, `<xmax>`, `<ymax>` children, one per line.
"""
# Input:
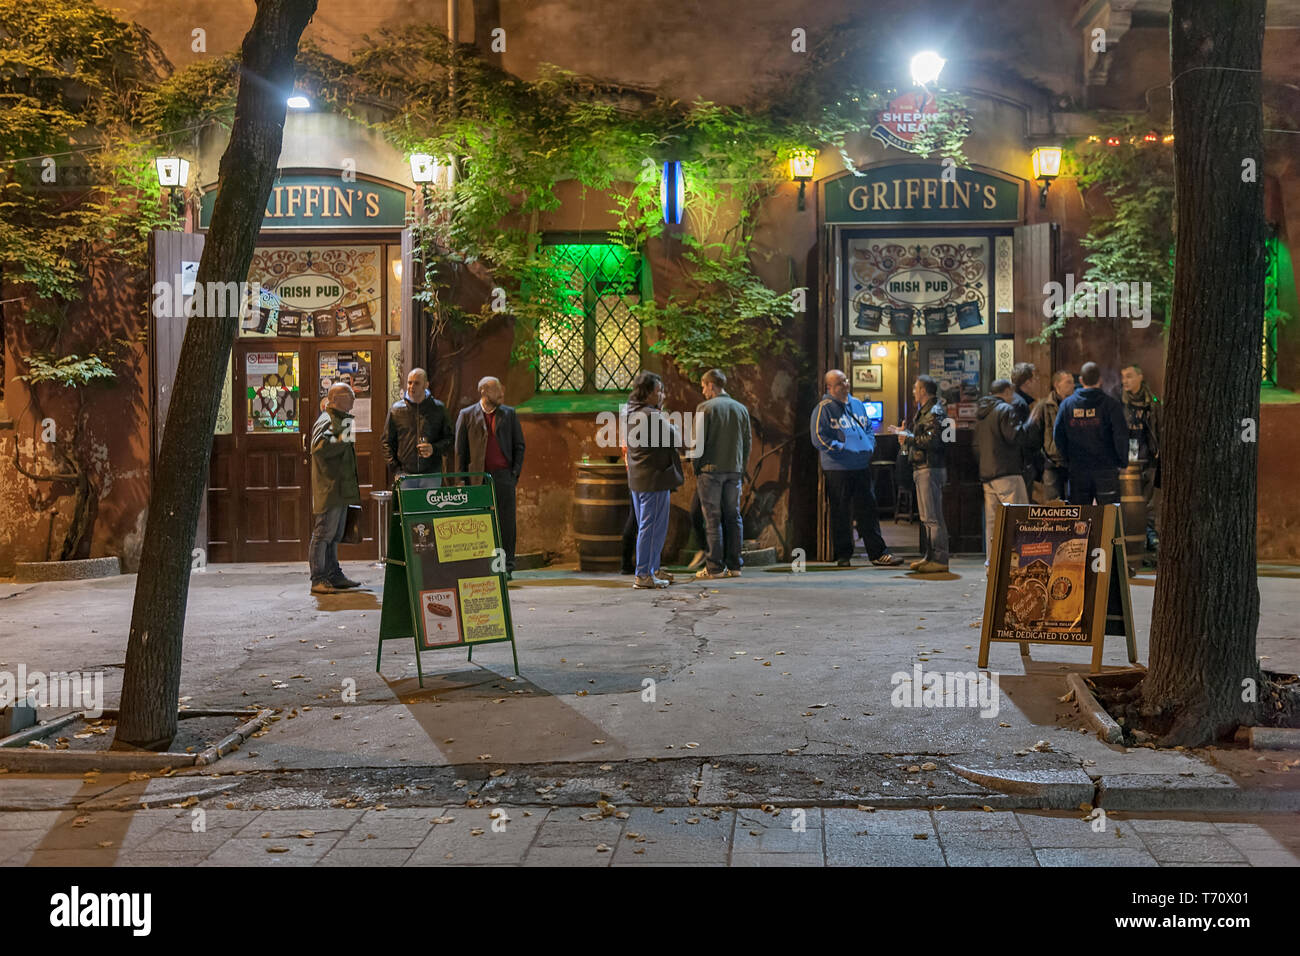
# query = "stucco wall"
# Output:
<box><xmin>0</xmin><ymin>262</ymin><xmax>152</xmax><ymax>576</ymax></box>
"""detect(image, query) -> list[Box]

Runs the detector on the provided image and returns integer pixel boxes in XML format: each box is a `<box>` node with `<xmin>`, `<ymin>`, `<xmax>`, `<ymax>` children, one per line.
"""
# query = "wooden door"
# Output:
<box><xmin>920</xmin><ymin>342</ymin><xmax>991</xmax><ymax>554</ymax></box>
<box><xmin>213</xmin><ymin>340</ymin><xmax>387</xmax><ymax>562</ymax></box>
<box><xmin>310</xmin><ymin>342</ymin><xmax>384</xmax><ymax>561</ymax></box>
<box><xmin>233</xmin><ymin>344</ymin><xmax>312</xmax><ymax>561</ymax></box>
<box><xmin>149</xmin><ymin>230</ymin><xmax>209</xmax><ymax>557</ymax></box>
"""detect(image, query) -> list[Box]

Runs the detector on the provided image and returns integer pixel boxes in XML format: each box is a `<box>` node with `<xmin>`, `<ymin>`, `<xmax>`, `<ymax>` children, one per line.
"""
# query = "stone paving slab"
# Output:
<box><xmin>1</xmin><ymin>806</ymin><xmax>1298</xmax><ymax>866</ymax></box>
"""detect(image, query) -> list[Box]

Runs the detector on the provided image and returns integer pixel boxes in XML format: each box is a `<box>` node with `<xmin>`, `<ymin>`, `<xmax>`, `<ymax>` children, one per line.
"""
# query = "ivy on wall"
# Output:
<box><xmin>146</xmin><ymin>25</ymin><xmax>972</xmax><ymax>382</ymax></box>
<box><xmin>0</xmin><ymin>0</ymin><xmax>175</xmax><ymax>560</ymax></box>
<box><xmin>1038</xmin><ymin>118</ymin><xmax>1288</xmax><ymax>372</ymax></box>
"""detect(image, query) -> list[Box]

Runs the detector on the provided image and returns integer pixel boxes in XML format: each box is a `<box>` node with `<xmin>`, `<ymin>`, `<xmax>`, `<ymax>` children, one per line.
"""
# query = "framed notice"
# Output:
<box><xmin>375</xmin><ymin>474</ymin><xmax>518</xmax><ymax>682</ymax></box>
<box><xmin>853</xmin><ymin>364</ymin><xmax>883</xmax><ymax>390</ymax></box>
<box><xmin>979</xmin><ymin>504</ymin><xmax>1137</xmax><ymax>673</ymax></box>
<box><xmin>318</xmin><ymin>350</ymin><xmax>372</xmax><ymax>432</ymax></box>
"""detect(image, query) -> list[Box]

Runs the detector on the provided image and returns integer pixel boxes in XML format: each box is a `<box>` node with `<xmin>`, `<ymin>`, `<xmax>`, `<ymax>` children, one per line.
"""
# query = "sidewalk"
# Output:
<box><xmin>2</xmin><ymin>554</ymin><xmax>1299</xmax><ymax>868</ymax></box>
<box><xmin>3</xmin><ymin>803</ymin><xmax>1298</xmax><ymax>867</ymax></box>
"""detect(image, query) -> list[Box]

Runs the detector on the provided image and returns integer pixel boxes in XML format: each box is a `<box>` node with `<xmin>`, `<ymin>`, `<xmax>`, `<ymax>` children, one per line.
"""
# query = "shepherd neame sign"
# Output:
<box><xmin>200</xmin><ymin>173</ymin><xmax>407</xmax><ymax>229</ymax></box>
<box><xmin>824</xmin><ymin>163</ymin><xmax>1022</xmax><ymax>224</ymax></box>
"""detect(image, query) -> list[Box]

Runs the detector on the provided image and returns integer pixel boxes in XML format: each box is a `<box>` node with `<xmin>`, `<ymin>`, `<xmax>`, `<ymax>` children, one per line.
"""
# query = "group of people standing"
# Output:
<box><xmin>896</xmin><ymin>359</ymin><xmax>1160</xmax><ymax>571</ymax></box>
<box><xmin>308</xmin><ymin>356</ymin><xmax>1161</xmax><ymax>593</ymax></box>
<box><xmin>621</xmin><ymin>369</ymin><xmax>753</xmax><ymax>589</ymax></box>
<box><xmin>306</xmin><ymin>369</ymin><xmax>524</xmax><ymax>594</ymax></box>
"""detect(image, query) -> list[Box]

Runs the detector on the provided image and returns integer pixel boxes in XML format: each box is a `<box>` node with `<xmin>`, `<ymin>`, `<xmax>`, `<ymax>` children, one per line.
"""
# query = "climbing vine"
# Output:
<box><xmin>0</xmin><ymin>0</ymin><xmax>175</xmax><ymax>559</ymax></box>
<box><xmin>147</xmin><ymin>25</ymin><xmax>972</xmax><ymax>382</ymax></box>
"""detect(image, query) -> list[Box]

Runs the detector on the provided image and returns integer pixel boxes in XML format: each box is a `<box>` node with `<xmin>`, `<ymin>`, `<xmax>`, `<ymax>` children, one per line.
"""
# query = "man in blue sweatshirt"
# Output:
<box><xmin>810</xmin><ymin>369</ymin><xmax>903</xmax><ymax>568</ymax></box>
<box><xmin>1053</xmin><ymin>361</ymin><xmax>1129</xmax><ymax>506</ymax></box>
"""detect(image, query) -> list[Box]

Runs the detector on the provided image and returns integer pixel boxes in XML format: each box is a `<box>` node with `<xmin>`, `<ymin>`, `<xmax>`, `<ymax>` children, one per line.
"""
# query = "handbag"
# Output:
<box><xmin>342</xmin><ymin>504</ymin><xmax>362</xmax><ymax>544</ymax></box>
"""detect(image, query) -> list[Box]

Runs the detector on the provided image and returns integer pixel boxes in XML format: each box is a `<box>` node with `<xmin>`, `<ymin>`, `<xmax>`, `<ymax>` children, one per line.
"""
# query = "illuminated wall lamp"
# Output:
<box><xmin>789</xmin><ymin>149</ymin><xmax>817</xmax><ymax>211</ymax></box>
<box><xmin>661</xmin><ymin>160</ymin><xmax>684</xmax><ymax>226</ymax></box>
<box><xmin>154</xmin><ymin>156</ymin><xmax>190</xmax><ymax>218</ymax></box>
<box><xmin>1031</xmin><ymin>146</ymin><xmax>1062</xmax><ymax>208</ymax></box>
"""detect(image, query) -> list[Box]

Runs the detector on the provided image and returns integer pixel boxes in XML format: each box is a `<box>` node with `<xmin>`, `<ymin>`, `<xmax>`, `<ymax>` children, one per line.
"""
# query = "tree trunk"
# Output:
<box><xmin>1141</xmin><ymin>0</ymin><xmax>1266</xmax><ymax>746</ymax></box>
<box><xmin>115</xmin><ymin>0</ymin><xmax>318</xmax><ymax>750</ymax></box>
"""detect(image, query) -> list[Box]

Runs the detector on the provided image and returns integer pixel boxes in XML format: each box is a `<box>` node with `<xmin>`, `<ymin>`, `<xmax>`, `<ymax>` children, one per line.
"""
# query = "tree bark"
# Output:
<box><xmin>115</xmin><ymin>0</ymin><xmax>318</xmax><ymax>750</ymax></box>
<box><xmin>1142</xmin><ymin>0</ymin><xmax>1266</xmax><ymax>746</ymax></box>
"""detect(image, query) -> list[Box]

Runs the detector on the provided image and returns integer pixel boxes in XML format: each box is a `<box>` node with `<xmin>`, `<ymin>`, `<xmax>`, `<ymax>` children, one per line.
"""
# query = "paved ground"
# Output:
<box><xmin>2</xmin><ymin>545</ymin><xmax>1298</xmax><ymax>866</ymax></box>
<box><xmin>3</xmin><ymin>805</ymin><xmax>1298</xmax><ymax>867</ymax></box>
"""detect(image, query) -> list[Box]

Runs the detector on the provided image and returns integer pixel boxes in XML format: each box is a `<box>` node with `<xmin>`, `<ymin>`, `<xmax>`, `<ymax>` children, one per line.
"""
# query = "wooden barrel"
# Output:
<box><xmin>1118</xmin><ymin>465</ymin><xmax>1146</xmax><ymax>573</ymax></box>
<box><xmin>573</xmin><ymin>460</ymin><xmax>631</xmax><ymax>572</ymax></box>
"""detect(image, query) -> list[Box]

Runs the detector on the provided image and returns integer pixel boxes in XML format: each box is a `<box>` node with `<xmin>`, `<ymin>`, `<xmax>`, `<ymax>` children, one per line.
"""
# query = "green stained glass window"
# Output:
<box><xmin>537</xmin><ymin>242</ymin><xmax>642</xmax><ymax>393</ymax></box>
<box><xmin>1263</xmin><ymin>231</ymin><xmax>1287</xmax><ymax>389</ymax></box>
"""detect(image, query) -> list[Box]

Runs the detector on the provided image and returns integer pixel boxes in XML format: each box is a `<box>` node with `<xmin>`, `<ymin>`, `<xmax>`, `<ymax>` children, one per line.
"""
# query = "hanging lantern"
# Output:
<box><xmin>661</xmin><ymin>161</ymin><xmax>684</xmax><ymax>225</ymax></box>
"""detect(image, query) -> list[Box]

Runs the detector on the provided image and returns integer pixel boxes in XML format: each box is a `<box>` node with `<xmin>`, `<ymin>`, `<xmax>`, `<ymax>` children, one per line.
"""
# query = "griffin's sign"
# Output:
<box><xmin>200</xmin><ymin>174</ymin><xmax>407</xmax><ymax>229</ymax></box>
<box><xmin>870</xmin><ymin>91</ymin><xmax>940</xmax><ymax>151</ymax></box>
<box><xmin>824</xmin><ymin>163</ymin><xmax>1022</xmax><ymax>224</ymax></box>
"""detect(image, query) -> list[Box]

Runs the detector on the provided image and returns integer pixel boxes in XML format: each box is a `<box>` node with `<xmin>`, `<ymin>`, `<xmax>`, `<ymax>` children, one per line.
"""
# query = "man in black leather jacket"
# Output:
<box><xmin>892</xmin><ymin>375</ymin><xmax>950</xmax><ymax>573</ymax></box>
<box><xmin>381</xmin><ymin>368</ymin><xmax>455</xmax><ymax>482</ymax></box>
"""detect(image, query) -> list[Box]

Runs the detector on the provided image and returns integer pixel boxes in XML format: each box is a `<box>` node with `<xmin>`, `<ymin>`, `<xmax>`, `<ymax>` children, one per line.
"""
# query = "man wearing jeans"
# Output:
<box><xmin>692</xmin><ymin>369</ymin><xmax>752</xmax><ymax>580</ymax></box>
<box><xmin>974</xmin><ymin>380</ymin><xmax>1044</xmax><ymax>567</ymax></box>
<box><xmin>810</xmin><ymin>369</ymin><xmax>903</xmax><ymax>568</ymax></box>
<box><xmin>892</xmin><ymin>375</ymin><xmax>950</xmax><ymax>574</ymax></box>
<box><xmin>309</xmin><ymin>383</ymin><xmax>361</xmax><ymax>594</ymax></box>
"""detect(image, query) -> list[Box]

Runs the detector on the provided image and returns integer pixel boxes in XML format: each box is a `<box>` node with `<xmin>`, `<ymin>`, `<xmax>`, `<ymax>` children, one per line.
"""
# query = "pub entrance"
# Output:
<box><xmin>813</xmin><ymin>160</ymin><xmax>1060</xmax><ymax>561</ymax></box>
<box><xmin>193</xmin><ymin>170</ymin><xmax>414</xmax><ymax>563</ymax></box>
<box><xmin>208</xmin><ymin>339</ymin><xmax>387</xmax><ymax>563</ymax></box>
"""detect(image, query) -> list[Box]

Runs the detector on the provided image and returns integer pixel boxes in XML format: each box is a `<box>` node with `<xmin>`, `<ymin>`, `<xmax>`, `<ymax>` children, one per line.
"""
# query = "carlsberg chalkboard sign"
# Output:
<box><xmin>978</xmin><ymin>503</ymin><xmax>1137</xmax><ymax>674</ymax></box>
<box><xmin>375</xmin><ymin>473</ymin><xmax>519</xmax><ymax>685</ymax></box>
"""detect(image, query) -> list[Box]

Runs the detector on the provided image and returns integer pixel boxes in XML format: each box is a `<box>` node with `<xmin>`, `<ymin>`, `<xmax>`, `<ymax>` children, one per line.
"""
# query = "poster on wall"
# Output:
<box><xmin>847</xmin><ymin>237</ymin><xmax>989</xmax><ymax>337</ymax></box>
<box><xmin>929</xmin><ymin>348</ymin><xmax>981</xmax><ymax>427</ymax></box>
<box><xmin>318</xmin><ymin>350</ymin><xmax>372</xmax><ymax>432</ymax></box>
<box><xmin>242</xmin><ymin>245</ymin><xmax>383</xmax><ymax>338</ymax></box>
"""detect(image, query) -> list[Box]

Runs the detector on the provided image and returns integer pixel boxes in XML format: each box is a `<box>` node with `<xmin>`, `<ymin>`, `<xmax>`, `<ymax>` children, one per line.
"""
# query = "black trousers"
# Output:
<box><xmin>489</xmin><ymin>470</ymin><xmax>517</xmax><ymax>570</ymax></box>
<box><xmin>621</xmin><ymin>487</ymin><xmax>706</xmax><ymax>573</ymax></box>
<box><xmin>1067</xmin><ymin>468</ymin><xmax>1119</xmax><ymax>507</ymax></box>
<box><xmin>823</xmin><ymin>468</ymin><xmax>887</xmax><ymax>562</ymax></box>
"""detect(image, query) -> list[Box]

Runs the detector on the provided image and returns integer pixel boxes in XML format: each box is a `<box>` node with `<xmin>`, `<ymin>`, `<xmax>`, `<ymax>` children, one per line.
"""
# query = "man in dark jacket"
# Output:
<box><xmin>1011</xmin><ymin>362</ymin><xmax>1043</xmax><ymax>491</ymax></box>
<box><xmin>1035</xmin><ymin>370</ymin><xmax>1076</xmax><ymax>502</ymax></box>
<box><xmin>891</xmin><ymin>375</ymin><xmax>949</xmax><ymax>573</ymax></box>
<box><xmin>692</xmin><ymin>368</ymin><xmax>751</xmax><ymax>580</ymax></box>
<box><xmin>381</xmin><ymin>368</ymin><xmax>454</xmax><ymax>482</ymax></box>
<box><xmin>1119</xmin><ymin>363</ymin><xmax>1161</xmax><ymax>550</ymax></box>
<box><xmin>1054</xmin><ymin>361</ymin><xmax>1128</xmax><ymax>506</ymax></box>
<box><xmin>309</xmin><ymin>383</ymin><xmax>361</xmax><ymax>594</ymax></box>
<box><xmin>455</xmin><ymin>376</ymin><xmax>525</xmax><ymax>574</ymax></box>
<box><xmin>810</xmin><ymin>369</ymin><xmax>902</xmax><ymax>568</ymax></box>
<box><xmin>975</xmin><ymin>380</ymin><xmax>1043</xmax><ymax>565</ymax></box>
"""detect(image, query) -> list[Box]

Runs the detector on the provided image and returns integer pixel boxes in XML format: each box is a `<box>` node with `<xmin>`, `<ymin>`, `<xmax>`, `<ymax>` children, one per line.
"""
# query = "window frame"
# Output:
<box><xmin>535</xmin><ymin>233</ymin><xmax>646</xmax><ymax>395</ymax></box>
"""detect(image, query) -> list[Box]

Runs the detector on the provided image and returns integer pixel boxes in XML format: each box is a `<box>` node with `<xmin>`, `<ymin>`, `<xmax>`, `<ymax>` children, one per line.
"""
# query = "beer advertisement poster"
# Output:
<box><xmin>458</xmin><ymin>576</ymin><xmax>509</xmax><ymax>644</ymax></box>
<box><xmin>990</xmin><ymin>505</ymin><xmax>1096</xmax><ymax>644</ymax></box>
<box><xmin>418</xmin><ymin>588</ymin><xmax>462</xmax><ymax>648</ymax></box>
